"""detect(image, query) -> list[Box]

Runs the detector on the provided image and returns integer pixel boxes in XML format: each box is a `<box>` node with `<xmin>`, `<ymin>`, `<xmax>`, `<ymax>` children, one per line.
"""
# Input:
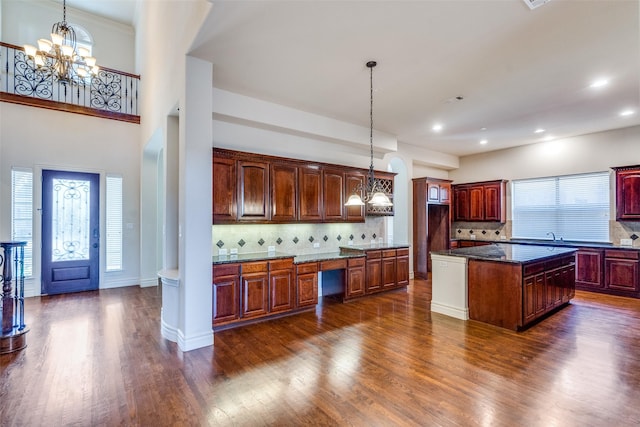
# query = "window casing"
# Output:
<box><xmin>512</xmin><ymin>172</ymin><xmax>610</xmax><ymax>243</ymax></box>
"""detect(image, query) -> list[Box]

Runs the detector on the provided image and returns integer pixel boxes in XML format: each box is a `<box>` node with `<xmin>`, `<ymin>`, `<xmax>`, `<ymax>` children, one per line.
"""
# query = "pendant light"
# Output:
<box><xmin>345</xmin><ymin>61</ymin><xmax>393</xmax><ymax>208</ymax></box>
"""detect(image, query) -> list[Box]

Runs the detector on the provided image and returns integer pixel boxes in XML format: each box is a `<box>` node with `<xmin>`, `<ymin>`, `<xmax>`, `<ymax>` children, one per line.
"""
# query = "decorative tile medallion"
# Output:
<box><xmin>216</xmin><ymin>240</ymin><xmax>224</xmax><ymax>248</ymax></box>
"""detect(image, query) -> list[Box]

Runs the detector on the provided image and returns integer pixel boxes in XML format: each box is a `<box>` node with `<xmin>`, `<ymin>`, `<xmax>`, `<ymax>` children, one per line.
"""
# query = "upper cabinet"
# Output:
<box><xmin>212</xmin><ymin>155</ymin><xmax>237</xmax><ymax>223</ymax></box>
<box><xmin>453</xmin><ymin>180</ymin><xmax>507</xmax><ymax>223</ymax></box>
<box><xmin>212</xmin><ymin>148</ymin><xmax>394</xmax><ymax>224</ymax></box>
<box><xmin>613</xmin><ymin>165</ymin><xmax>640</xmax><ymax>221</ymax></box>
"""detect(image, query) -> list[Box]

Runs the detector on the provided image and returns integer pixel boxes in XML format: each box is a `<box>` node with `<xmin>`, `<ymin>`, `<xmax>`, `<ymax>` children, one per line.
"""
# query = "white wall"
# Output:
<box><xmin>0</xmin><ymin>102</ymin><xmax>140</xmax><ymax>295</ymax></box>
<box><xmin>1</xmin><ymin>0</ymin><xmax>135</xmax><ymax>72</ymax></box>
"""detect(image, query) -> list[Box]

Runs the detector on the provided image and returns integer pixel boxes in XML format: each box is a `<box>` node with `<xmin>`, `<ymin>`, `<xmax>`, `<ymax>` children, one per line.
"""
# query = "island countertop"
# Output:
<box><xmin>432</xmin><ymin>243</ymin><xmax>577</xmax><ymax>264</ymax></box>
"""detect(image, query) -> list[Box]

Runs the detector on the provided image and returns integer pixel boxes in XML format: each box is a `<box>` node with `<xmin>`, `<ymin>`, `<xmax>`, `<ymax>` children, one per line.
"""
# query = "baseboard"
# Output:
<box><xmin>102</xmin><ymin>277</ymin><xmax>143</xmax><ymax>289</ymax></box>
<box><xmin>139</xmin><ymin>277</ymin><xmax>160</xmax><ymax>288</ymax></box>
<box><xmin>430</xmin><ymin>301</ymin><xmax>469</xmax><ymax>320</ymax></box>
<box><xmin>177</xmin><ymin>329</ymin><xmax>213</xmax><ymax>352</ymax></box>
<box><xmin>161</xmin><ymin>308</ymin><xmax>179</xmax><ymax>343</ymax></box>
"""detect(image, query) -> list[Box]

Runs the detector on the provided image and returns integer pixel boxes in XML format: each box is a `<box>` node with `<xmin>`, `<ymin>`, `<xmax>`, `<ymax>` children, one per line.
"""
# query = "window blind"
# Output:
<box><xmin>512</xmin><ymin>172</ymin><xmax>610</xmax><ymax>242</ymax></box>
<box><xmin>11</xmin><ymin>168</ymin><xmax>33</xmax><ymax>277</ymax></box>
<box><xmin>106</xmin><ymin>175</ymin><xmax>123</xmax><ymax>271</ymax></box>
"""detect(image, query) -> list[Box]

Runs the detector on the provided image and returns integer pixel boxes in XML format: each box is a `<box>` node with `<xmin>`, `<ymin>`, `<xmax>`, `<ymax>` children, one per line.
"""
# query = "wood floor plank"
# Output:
<box><xmin>1</xmin><ymin>279</ymin><xmax>640</xmax><ymax>426</ymax></box>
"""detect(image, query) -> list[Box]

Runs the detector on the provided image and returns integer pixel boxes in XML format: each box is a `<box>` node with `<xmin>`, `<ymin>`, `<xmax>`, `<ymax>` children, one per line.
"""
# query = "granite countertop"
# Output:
<box><xmin>340</xmin><ymin>243</ymin><xmax>410</xmax><ymax>251</ymax></box>
<box><xmin>213</xmin><ymin>250</ymin><xmax>365</xmax><ymax>265</ymax></box>
<box><xmin>433</xmin><ymin>243</ymin><xmax>577</xmax><ymax>264</ymax></box>
<box><xmin>453</xmin><ymin>238</ymin><xmax>640</xmax><ymax>251</ymax></box>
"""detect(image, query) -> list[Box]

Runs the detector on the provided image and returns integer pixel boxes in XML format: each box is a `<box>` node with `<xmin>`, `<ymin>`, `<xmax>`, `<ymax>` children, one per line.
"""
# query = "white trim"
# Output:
<box><xmin>102</xmin><ymin>277</ymin><xmax>142</xmax><ymax>289</ymax></box>
<box><xmin>177</xmin><ymin>329</ymin><xmax>213</xmax><ymax>352</ymax></box>
<box><xmin>139</xmin><ymin>277</ymin><xmax>159</xmax><ymax>288</ymax></box>
<box><xmin>430</xmin><ymin>302</ymin><xmax>469</xmax><ymax>321</ymax></box>
<box><xmin>161</xmin><ymin>308</ymin><xmax>179</xmax><ymax>343</ymax></box>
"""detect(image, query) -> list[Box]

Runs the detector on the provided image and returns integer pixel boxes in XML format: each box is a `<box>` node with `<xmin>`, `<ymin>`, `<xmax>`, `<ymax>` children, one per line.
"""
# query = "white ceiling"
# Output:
<box><xmin>72</xmin><ymin>0</ymin><xmax>640</xmax><ymax>158</ymax></box>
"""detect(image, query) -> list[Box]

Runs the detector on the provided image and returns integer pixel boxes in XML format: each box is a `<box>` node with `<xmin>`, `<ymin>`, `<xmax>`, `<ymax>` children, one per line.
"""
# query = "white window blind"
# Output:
<box><xmin>512</xmin><ymin>172</ymin><xmax>610</xmax><ymax>242</ymax></box>
<box><xmin>11</xmin><ymin>168</ymin><xmax>33</xmax><ymax>277</ymax></box>
<box><xmin>106</xmin><ymin>175</ymin><xmax>123</xmax><ymax>271</ymax></box>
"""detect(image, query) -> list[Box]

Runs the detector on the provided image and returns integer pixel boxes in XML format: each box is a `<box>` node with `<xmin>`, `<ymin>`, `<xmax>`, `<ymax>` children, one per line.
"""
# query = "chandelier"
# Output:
<box><xmin>345</xmin><ymin>61</ymin><xmax>393</xmax><ymax>208</ymax></box>
<box><xmin>23</xmin><ymin>0</ymin><xmax>99</xmax><ymax>85</ymax></box>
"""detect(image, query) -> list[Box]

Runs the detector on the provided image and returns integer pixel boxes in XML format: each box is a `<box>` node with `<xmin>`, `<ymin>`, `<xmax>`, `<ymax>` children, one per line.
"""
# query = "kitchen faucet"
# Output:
<box><xmin>546</xmin><ymin>232</ymin><xmax>556</xmax><ymax>242</ymax></box>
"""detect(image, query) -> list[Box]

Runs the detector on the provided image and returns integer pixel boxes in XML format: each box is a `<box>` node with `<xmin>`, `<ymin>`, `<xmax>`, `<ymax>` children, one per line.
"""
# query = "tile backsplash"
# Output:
<box><xmin>212</xmin><ymin>217</ymin><xmax>386</xmax><ymax>255</ymax></box>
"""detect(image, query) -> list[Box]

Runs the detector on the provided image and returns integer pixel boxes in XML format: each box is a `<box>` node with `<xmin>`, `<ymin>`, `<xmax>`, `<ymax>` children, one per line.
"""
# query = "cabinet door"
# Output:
<box><xmin>439</xmin><ymin>182</ymin><xmax>451</xmax><ymax>204</ymax></box>
<box><xmin>270</xmin><ymin>269</ymin><xmax>294</xmax><ymax>313</ymax></box>
<box><xmin>396</xmin><ymin>249</ymin><xmax>409</xmax><ymax>287</ymax></box>
<box><xmin>299</xmin><ymin>166</ymin><xmax>323</xmax><ymax>221</ymax></box>
<box><xmin>345</xmin><ymin>171</ymin><xmax>366</xmax><ymax>222</ymax></box>
<box><xmin>534</xmin><ymin>273</ymin><xmax>546</xmax><ymax>315</ymax></box>
<box><xmin>523</xmin><ymin>275</ymin><xmax>536</xmax><ymax>324</ymax></box>
<box><xmin>323</xmin><ymin>169</ymin><xmax>345</xmax><ymax>221</ymax></box>
<box><xmin>605</xmin><ymin>258</ymin><xmax>639</xmax><ymax>292</ymax></box>
<box><xmin>483</xmin><ymin>183</ymin><xmax>501</xmax><ymax>221</ymax></box>
<box><xmin>237</xmin><ymin>160</ymin><xmax>269</xmax><ymax>221</ymax></box>
<box><xmin>271</xmin><ymin>163</ymin><xmax>297</xmax><ymax>222</ymax></box>
<box><xmin>241</xmin><ymin>266</ymin><xmax>269</xmax><ymax>319</ymax></box>
<box><xmin>346</xmin><ymin>258</ymin><xmax>366</xmax><ymax>298</ymax></box>
<box><xmin>382</xmin><ymin>250</ymin><xmax>397</xmax><ymax>289</ymax></box>
<box><xmin>576</xmin><ymin>249</ymin><xmax>604</xmax><ymax>289</ymax></box>
<box><xmin>427</xmin><ymin>183</ymin><xmax>440</xmax><ymax>203</ymax></box>
<box><xmin>616</xmin><ymin>170</ymin><xmax>640</xmax><ymax>220</ymax></box>
<box><xmin>453</xmin><ymin>187</ymin><xmax>469</xmax><ymax>221</ymax></box>
<box><xmin>212</xmin><ymin>156</ymin><xmax>236</xmax><ymax>223</ymax></box>
<box><xmin>366</xmin><ymin>252</ymin><xmax>382</xmax><ymax>293</ymax></box>
<box><xmin>469</xmin><ymin>186</ymin><xmax>484</xmax><ymax>221</ymax></box>
<box><xmin>213</xmin><ymin>266</ymin><xmax>240</xmax><ymax>326</ymax></box>
<box><xmin>297</xmin><ymin>272</ymin><xmax>318</xmax><ymax>307</ymax></box>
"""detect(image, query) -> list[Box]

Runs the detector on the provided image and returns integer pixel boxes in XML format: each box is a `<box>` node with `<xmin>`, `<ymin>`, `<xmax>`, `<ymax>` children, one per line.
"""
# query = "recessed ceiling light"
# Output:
<box><xmin>590</xmin><ymin>78</ymin><xmax>609</xmax><ymax>88</ymax></box>
<box><xmin>480</xmin><ymin>139</ymin><xmax>488</xmax><ymax>145</ymax></box>
<box><xmin>534</xmin><ymin>128</ymin><xmax>545</xmax><ymax>134</ymax></box>
<box><xmin>620</xmin><ymin>109</ymin><xmax>635</xmax><ymax>117</ymax></box>
<box><xmin>543</xmin><ymin>135</ymin><xmax>555</xmax><ymax>142</ymax></box>
<box><xmin>480</xmin><ymin>127</ymin><xmax>487</xmax><ymax>131</ymax></box>
<box><xmin>432</xmin><ymin>124</ymin><xmax>443</xmax><ymax>132</ymax></box>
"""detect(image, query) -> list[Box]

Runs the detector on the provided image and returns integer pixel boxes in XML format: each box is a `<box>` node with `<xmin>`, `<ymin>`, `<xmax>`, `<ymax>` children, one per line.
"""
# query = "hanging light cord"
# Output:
<box><xmin>367</xmin><ymin>61</ymin><xmax>376</xmax><ymax>193</ymax></box>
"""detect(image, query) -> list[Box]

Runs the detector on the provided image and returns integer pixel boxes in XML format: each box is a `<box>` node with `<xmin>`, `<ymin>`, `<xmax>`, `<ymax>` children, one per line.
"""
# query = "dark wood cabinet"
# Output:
<box><xmin>382</xmin><ymin>249</ymin><xmax>397</xmax><ymax>289</ymax></box>
<box><xmin>323</xmin><ymin>169</ymin><xmax>345</xmax><ymax>221</ymax></box>
<box><xmin>452</xmin><ymin>180</ymin><xmax>507</xmax><ymax>223</ymax></box>
<box><xmin>269</xmin><ymin>259</ymin><xmax>294</xmax><ymax>313</ymax></box>
<box><xmin>604</xmin><ymin>250</ymin><xmax>639</xmax><ymax>295</ymax></box>
<box><xmin>413</xmin><ymin>178</ymin><xmax>453</xmax><ymax>278</ymax></box>
<box><xmin>575</xmin><ymin>248</ymin><xmax>604</xmax><ymax>290</ymax></box>
<box><xmin>346</xmin><ymin>257</ymin><xmax>366</xmax><ymax>298</ymax></box>
<box><xmin>296</xmin><ymin>262</ymin><xmax>319</xmax><ymax>307</ymax></box>
<box><xmin>613</xmin><ymin>165</ymin><xmax>640</xmax><ymax>220</ymax></box>
<box><xmin>270</xmin><ymin>163</ymin><xmax>297</xmax><ymax>222</ymax></box>
<box><xmin>365</xmin><ymin>251</ymin><xmax>382</xmax><ymax>293</ymax></box>
<box><xmin>344</xmin><ymin>171</ymin><xmax>366</xmax><ymax>222</ymax></box>
<box><xmin>212</xmin><ymin>156</ymin><xmax>236</xmax><ymax>223</ymax></box>
<box><xmin>212</xmin><ymin>263</ymin><xmax>240</xmax><ymax>326</ymax></box>
<box><xmin>396</xmin><ymin>248</ymin><xmax>409</xmax><ymax>287</ymax></box>
<box><xmin>237</xmin><ymin>160</ymin><xmax>270</xmax><ymax>221</ymax></box>
<box><xmin>240</xmin><ymin>261</ymin><xmax>269</xmax><ymax>319</ymax></box>
<box><xmin>298</xmin><ymin>166</ymin><xmax>323</xmax><ymax>222</ymax></box>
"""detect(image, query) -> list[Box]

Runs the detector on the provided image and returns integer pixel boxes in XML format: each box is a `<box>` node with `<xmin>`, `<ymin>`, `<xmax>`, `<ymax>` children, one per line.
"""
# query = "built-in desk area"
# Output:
<box><xmin>212</xmin><ymin>243</ymin><xmax>409</xmax><ymax>330</ymax></box>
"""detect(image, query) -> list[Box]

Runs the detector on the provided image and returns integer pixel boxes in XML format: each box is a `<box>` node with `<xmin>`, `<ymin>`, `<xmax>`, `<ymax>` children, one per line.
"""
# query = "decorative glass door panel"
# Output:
<box><xmin>42</xmin><ymin>170</ymin><xmax>99</xmax><ymax>295</ymax></box>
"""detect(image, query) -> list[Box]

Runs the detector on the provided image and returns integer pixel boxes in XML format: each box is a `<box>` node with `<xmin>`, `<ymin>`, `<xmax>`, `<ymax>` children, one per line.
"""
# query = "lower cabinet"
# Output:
<box><xmin>523</xmin><ymin>256</ymin><xmax>575</xmax><ymax>326</ymax></box>
<box><xmin>362</xmin><ymin>247</ymin><xmax>410</xmax><ymax>295</ymax></box>
<box><xmin>365</xmin><ymin>251</ymin><xmax>382</xmax><ymax>293</ymax></box>
<box><xmin>213</xmin><ymin>257</ymin><xmax>296</xmax><ymax>329</ymax></box>
<box><xmin>296</xmin><ymin>262</ymin><xmax>319</xmax><ymax>307</ymax></box>
<box><xmin>396</xmin><ymin>248</ymin><xmax>410</xmax><ymax>287</ymax></box>
<box><xmin>346</xmin><ymin>257</ymin><xmax>366</xmax><ymax>298</ymax></box>
<box><xmin>576</xmin><ymin>248</ymin><xmax>639</xmax><ymax>297</ymax></box>
<box><xmin>575</xmin><ymin>248</ymin><xmax>604</xmax><ymax>291</ymax></box>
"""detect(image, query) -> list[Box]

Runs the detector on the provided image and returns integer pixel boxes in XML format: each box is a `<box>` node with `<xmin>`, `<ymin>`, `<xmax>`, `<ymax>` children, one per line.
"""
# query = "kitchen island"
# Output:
<box><xmin>431</xmin><ymin>243</ymin><xmax>577</xmax><ymax>330</ymax></box>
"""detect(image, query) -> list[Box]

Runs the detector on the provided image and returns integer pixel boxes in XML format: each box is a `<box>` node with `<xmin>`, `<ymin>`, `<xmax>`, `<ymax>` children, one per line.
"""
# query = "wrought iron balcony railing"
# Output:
<box><xmin>0</xmin><ymin>42</ymin><xmax>139</xmax><ymax>123</ymax></box>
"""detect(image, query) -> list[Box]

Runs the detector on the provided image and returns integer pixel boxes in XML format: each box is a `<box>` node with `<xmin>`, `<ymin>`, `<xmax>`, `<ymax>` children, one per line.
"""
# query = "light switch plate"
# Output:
<box><xmin>620</xmin><ymin>238</ymin><xmax>633</xmax><ymax>246</ymax></box>
<box><xmin>268</xmin><ymin>245</ymin><xmax>275</xmax><ymax>252</ymax></box>
<box><xmin>218</xmin><ymin>248</ymin><xmax>228</xmax><ymax>255</ymax></box>
<box><xmin>230</xmin><ymin>248</ymin><xmax>238</xmax><ymax>254</ymax></box>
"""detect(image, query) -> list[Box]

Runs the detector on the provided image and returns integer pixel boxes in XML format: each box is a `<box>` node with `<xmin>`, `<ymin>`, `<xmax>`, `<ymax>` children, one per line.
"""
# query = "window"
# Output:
<box><xmin>11</xmin><ymin>168</ymin><xmax>33</xmax><ymax>277</ymax></box>
<box><xmin>512</xmin><ymin>172</ymin><xmax>610</xmax><ymax>242</ymax></box>
<box><xmin>106</xmin><ymin>175</ymin><xmax>123</xmax><ymax>271</ymax></box>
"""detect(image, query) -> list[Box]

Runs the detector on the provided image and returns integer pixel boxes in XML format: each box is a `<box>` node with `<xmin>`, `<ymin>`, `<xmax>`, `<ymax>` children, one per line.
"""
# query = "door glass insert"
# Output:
<box><xmin>51</xmin><ymin>178</ymin><xmax>91</xmax><ymax>261</ymax></box>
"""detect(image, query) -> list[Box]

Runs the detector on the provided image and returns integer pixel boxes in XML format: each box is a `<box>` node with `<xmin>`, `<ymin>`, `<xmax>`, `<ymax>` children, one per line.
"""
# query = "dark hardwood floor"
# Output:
<box><xmin>2</xmin><ymin>279</ymin><xmax>640</xmax><ymax>426</ymax></box>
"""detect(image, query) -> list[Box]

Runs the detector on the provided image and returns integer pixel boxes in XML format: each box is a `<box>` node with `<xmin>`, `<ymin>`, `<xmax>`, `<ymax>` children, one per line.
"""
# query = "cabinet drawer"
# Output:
<box><xmin>242</xmin><ymin>261</ymin><xmax>268</xmax><ymax>274</ymax></box>
<box><xmin>296</xmin><ymin>262</ymin><xmax>318</xmax><ymax>274</ymax></box>
<box><xmin>382</xmin><ymin>249</ymin><xmax>397</xmax><ymax>258</ymax></box>
<box><xmin>320</xmin><ymin>259</ymin><xmax>347</xmax><ymax>271</ymax></box>
<box><xmin>396</xmin><ymin>248</ymin><xmax>409</xmax><ymax>257</ymax></box>
<box><xmin>523</xmin><ymin>261</ymin><xmax>545</xmax><ymax>276</ymax></box>
<box><xmin>366</xmin><ymin>250</ymin><xmax>382</xmax><ymax>260</ymax></box>
<box><xmin>213</xmin><ymin>263</ymin><xmax>240</xmax><ymax>278</ymax></box>
<box><xmin>605</xmin><ymin>250</ymin><xmax>639</xmax><ymax>260</ymax></box>
<box><xmin>348</xmin><ymin>257</ymin><xmax>366</xmax><ymax>267</ymax></box>
<box><xmin>269</xmin><ymin>258</ymin><xmax>293</xmax><ymax>271</ymax></box>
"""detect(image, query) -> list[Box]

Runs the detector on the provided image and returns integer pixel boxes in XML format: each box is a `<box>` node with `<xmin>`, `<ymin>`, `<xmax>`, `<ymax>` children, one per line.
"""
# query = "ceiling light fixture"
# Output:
<box><xmin>345</xmin><ymin>61</ymin><xmax>393</xmax><ymax>208</ymax></box>
<box><xmin>619</xmin><ymin>109</ymin><xmax>635</xmax><ymax>117</ymax></box>
<box><xmin>589</xmin><ymin>78</ymin><xmax>609</xmax><ymax>88</ymax></box>
<box><xmin>534</xmin><ymin>128</ymin><xmax>545</xmax><ymax>133</ymax></box>
<box><xmin>432</xmin><ymin>124</ymin><xmax>443</xmax><ymax>132</ymax></box>
<box><xmin>23</xmin><ymin>0</ymin><xmax>99</xmax><ymax>85</ymax></box>
<box><xmin>480</xmin><ymin>139</ymin><xmax>488</xmax><ymax>145</ymax></box>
